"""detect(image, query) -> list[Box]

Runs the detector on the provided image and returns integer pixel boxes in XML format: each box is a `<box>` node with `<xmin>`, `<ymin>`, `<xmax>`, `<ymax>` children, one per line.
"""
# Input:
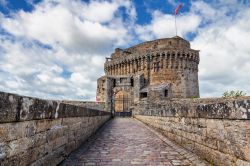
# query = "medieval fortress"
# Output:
<box><xmin>97</xmin><ymin>36</ymin><xmax>200</xmax><ymax>113</ymax></box>
<box><xmin>1</xmin><ymin>36</ymin><xmax>249</xmax><ymax>165</ymax></box>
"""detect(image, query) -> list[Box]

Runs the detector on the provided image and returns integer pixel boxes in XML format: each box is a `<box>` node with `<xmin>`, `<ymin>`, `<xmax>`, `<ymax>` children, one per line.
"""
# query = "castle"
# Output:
<box><xmin>2</xmin><ymin>36</ymin><xmax>249</xmax><ymax>166</ymax></box>
<box><xmin>96</xmin><ymin>36</ymin><xmax>200</xmax><ymax>114</ymax></box>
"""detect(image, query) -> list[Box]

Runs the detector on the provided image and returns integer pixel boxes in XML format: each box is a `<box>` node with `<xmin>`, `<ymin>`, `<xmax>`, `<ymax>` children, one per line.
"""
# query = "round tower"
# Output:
<box><xmin>103</xmin><ymin>36</ymin><xmax>199</xmax><ymax>99</ymax></box>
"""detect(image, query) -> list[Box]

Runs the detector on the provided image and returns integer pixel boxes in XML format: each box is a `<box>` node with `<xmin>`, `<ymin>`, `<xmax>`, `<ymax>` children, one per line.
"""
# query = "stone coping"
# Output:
<box><xmin>135</xmin><ymin>97</ymin><xmax>250</xmax><ymax>120</ymax></box>
<box><xmin>0</xmin><ymin>91</ymin><xmax>110</xmax><ymax>123</ymax></box>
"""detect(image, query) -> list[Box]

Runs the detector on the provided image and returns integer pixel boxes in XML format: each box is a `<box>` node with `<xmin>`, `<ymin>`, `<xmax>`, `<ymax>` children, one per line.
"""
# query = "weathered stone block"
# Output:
<box><xmin>206</xmin><ymin>119</ymin><xmax>226</xmax><ymax>141</ymax></box>
<box><xmin>181</xmin><ymin>137</ymin><xmax>195</xmax><ymax>151</ymax></box>
<box><xmin>68</xmin><ymin>130</ymin><xmax>75</xmax><ymax>142</ymax></box>
<box><xmin>65</xmin><ymin>141</ymin><xmax>76</xmax><ymax>155</ymax></box>
<box><xmin>0</xmin><ymin>122</ymin><xmax>27</xmax><ymax>142</ymax></box>
<box><xmin>46</xmin><ymin>125</ymin><xmax>68</xmax><ymax>143</ymax></box>
<box><xmin>18</xmin><ymin>145</ymin><xmax>46</xmax><ymax>165</ymax></box>
<box><xmin>236</xmin><ymin>159</ymin><xmax>250</xmax><ymax>166</ymax></box>
<box><xmin>19</xmin><ymin>98</ymin><xmax>58</xmax><ymax>121</ymax></box>
<box><xmin>36</xmin><ymin>118</ymin><xmax>62</xmax><ymax>133</ymax></box>
<box><xmin>33</xmin><ymin>133</ymin><xmax>47</xmax><ymax>147</ymax></box>
<box><xmin>7</xmin><ymin>137</ymin><xmax>34</xmax><ymax>157</ymax></box>
<box><xmin>26</xmin><ymin>121</ymin><xmax>36</xmax><ymax>137</ymax></box>
<box><xmin>0</xmin><ymin>92</ymin><xmax>20</xmax><ymax>123</ymax></box>
<box><xmin>234</xmin><ymin>100</ymin><xmax>250</xmax><ymax>119</ymax></box>
<box><xmin>62</xmin><ymin>117</ymin><xmax>83</xmax><ymax>126</ymax></box>
<box><xmin>0</xmin><ymin>153</ymin><xmax>20</xmax><ymax>166</ymax></box>
<box><xmin>241</xmin><ymin>146</ymin><xmax>250</xmax><ymax>161</ymax></box>
<box><xmin>31</xmin><ymin>145</ymin><xmax>66</xmax><ymax>166</ymax></box>
<box><xmin>0</xmin><ymin>143</ymin><xmax>7</xmax><ymax>160</ymax></box>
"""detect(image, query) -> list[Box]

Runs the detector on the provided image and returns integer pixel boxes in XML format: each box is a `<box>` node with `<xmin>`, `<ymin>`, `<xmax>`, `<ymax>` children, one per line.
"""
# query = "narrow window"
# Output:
<box><xmin>164</xmin><ymin>89</ymin><xmax>168</xmax><ymax>97</ymax></box>
<box><xmin>113</xmin><ymin>79</ymin><xmax>116</xmax><ymax>87</ymax></box>
<box><xmin>154</xmin><ymin>62</ymin><xmax>160</xmax><ymax>72</ymax></box>
<box><xmin>156</xmin><ymin>62</ymin><xmax>160</xmax><ymax>72</ymax></box>
<box><xmin>131</xmin><ymin>78</ymin><xmax>134</xmax><ymax>87</ymax></box>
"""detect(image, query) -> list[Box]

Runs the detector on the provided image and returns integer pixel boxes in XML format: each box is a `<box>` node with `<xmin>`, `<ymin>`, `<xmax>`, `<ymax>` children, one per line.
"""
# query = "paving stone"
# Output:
<box><xmin>61</xmin><ymin>118</ymin><xmax>208</xmax><ymax>166</ymax></box>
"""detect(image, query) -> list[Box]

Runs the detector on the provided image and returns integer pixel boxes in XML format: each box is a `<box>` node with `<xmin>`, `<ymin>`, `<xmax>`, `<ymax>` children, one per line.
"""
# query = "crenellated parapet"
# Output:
<box><xmin>110</xmin><ymin>36</ymin><xmax>191</xmax><ymax>59</ymax></box>
<box><xmin>104</xmin><ymin>49</ymin><xmax>199</xmax><ymax>75</ymax></box>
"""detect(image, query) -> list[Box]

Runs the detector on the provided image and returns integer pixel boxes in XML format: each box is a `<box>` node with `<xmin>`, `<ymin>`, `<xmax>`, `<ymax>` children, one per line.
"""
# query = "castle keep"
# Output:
<box><xmin>96</xmin><ymin>36</ymin><xmax>200</xmax><ymax>113</ymax></box>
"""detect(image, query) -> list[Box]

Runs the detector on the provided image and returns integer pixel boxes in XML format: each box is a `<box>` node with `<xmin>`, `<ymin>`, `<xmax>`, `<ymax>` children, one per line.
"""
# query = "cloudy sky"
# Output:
<box><xmin>0</xmin><ymin>0</ymin><xmax>249</xmax><ymax>100</ymax></box>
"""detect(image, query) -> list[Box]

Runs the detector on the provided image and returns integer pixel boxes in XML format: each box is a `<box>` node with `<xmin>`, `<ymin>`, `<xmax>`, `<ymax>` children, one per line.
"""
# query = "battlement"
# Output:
<box><xmin>111</xmin><ymin>36</ymin><xmax>191</xmax><ymax>59</ymax></box>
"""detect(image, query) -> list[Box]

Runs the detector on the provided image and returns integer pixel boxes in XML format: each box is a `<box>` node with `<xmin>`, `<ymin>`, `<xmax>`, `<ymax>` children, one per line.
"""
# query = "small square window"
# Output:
<box><xmin>140</xmin><ymin>92</ymin><xmax>147</xmax><ymax>98</ymax></box>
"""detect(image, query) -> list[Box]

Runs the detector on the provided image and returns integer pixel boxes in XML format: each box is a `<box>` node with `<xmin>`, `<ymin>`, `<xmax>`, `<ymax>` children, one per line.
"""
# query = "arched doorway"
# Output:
<box><xmin>114</xmin><ymin>90</ymin><xmax>131</xmax><ymax>116</ymax></box>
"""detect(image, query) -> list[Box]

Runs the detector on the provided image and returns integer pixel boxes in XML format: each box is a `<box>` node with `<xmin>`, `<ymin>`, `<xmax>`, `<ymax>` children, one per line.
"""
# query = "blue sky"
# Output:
<box><xmin>0</xmin><ymin>0</ymin><xmax>250</xmax><ymax>100</ymax></box>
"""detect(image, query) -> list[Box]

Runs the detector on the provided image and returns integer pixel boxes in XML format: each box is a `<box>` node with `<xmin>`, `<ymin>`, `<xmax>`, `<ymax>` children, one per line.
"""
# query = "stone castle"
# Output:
<box><xmin>96</xmin><ymin>36</ymin><xmax>200</xmax><ymax>113</ymax></box>
<box><xmin>1</xmin><ymin>36</ymin><xmax>249</xmax><ymax>166</ymax></box>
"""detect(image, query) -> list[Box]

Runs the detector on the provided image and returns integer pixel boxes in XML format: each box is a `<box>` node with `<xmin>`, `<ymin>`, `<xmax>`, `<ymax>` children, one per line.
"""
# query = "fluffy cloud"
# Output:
<box><xmin>135</xmin><ymin>10</ymin><xmax>201</xmax><ymax>41</ymax></box>
<box><xmin>2</xmin><ymin>0</ymin><xmax>134</xmax><ymax>54</ymax></box>
<box><xmin>0</xmin><ymin>0</ymin><xmax>136</xmax><ymax>100</ymax></box>
<box><xmin>192</xmin><ymin>2</ymin><xmax>250</xmax><ymax>97</ymax></box>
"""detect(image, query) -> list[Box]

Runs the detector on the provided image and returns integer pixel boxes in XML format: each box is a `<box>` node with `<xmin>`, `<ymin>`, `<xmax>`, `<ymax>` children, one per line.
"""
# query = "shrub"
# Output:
<box><xmin>222</xmin><ymin>90</ymin><xmax>246</xmax><ymax>98</ymax></box>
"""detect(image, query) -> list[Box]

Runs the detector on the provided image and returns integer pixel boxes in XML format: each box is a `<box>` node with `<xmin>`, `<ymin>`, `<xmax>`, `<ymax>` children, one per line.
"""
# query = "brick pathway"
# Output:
<box><xmin>61</xmin><ymin>118</ymin><xmax>208</xmax><ymax>166</ymax></box>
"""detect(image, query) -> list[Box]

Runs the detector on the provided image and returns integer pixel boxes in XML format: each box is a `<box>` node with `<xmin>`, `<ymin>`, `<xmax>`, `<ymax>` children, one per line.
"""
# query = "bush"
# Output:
<box><xmin>222</xmin><ymin>90</ymin><xmax>246</xmax><ymax>98</ymax></box>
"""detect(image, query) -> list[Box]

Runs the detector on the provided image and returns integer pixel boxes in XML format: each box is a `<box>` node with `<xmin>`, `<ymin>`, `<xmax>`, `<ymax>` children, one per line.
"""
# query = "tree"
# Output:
<box><xmin>222</xmin><ymin>90</ymin><xmax>246</xmax><ymax>98</ymax></box>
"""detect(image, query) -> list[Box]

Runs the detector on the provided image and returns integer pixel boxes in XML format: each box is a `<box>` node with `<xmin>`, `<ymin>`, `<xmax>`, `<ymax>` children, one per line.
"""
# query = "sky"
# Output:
<box><xmin>0</xmin><ymin>0</ymin><xmax>250</xmax><ymax>100</ymax></box>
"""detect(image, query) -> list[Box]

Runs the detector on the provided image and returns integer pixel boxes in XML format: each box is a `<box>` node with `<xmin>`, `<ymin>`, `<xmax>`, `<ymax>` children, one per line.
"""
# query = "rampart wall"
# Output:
<box><xmin>0</xmin><ymin>92</ymin><xmax>110</xmax><ymax>165</ymax></box>
<box><xmin>134</xmin><ymin>97</ymin><xmax>250</xmax><ymax>166</ymax></box>
<box><xmin>61</xmin><ymin>100</ymin><xmax>105</xmax><ymax>111</ymax></box>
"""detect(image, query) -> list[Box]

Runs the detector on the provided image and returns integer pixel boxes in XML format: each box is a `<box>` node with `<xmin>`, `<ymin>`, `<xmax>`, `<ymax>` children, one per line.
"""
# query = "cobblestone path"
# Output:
<box><xmin>61</xmin><ymin>118</ymin><xmax>208</xmax><ymax>166</ymax></box>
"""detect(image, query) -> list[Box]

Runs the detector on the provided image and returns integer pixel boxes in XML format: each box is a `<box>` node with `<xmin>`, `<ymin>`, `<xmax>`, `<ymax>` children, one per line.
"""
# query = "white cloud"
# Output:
<box><xmin>135</xmin><ymin>10</ymin><xmax>201</xmax><ymax>40</ymax></box>
<box><xmin>191</xmin><ymin>1</ymin><xmax>250</xmax><ymax>97</ymax></box>
<box><xmin>2</xmin><ymin>2</ymin><xmax>130</xmax><ymax>54</ymax></box>
<box><xmin>0</xmin><ymin>0</ymin><xmax>136</xmax><ymax>100</ymax></box>
<box><xmin>81</xmin><ymin>1</ymin><xmax>119</xmax><ymax>23</ymax></box>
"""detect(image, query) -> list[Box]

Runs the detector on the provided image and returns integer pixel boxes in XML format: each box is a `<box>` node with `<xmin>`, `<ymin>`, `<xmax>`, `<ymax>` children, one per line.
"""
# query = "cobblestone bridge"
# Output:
<box><xmin>61</xmin><ymin>118</ymin><xmax>208</xmax><ymax>166</ymax></box>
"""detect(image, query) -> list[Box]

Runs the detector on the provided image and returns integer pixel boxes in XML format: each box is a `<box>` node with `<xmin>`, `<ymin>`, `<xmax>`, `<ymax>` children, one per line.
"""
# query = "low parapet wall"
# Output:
<box><xmin>134</xmin><ymin>97</ymin><xmax>250</xmax><ymax>166</ymax></box>
<box><xmin>0</xmin><ymin>92</ymin><xmax>111</xmax><ymax>165</ymax></box>
<box><xmin>61</xmin><ymin>101</ymin><xmax>105</xmax><ymax>111</ymax></box>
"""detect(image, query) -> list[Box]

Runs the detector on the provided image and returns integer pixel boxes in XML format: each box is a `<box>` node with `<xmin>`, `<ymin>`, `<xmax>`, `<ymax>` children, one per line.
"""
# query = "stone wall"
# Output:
<box><xmin>96</xmin><ymin>76</ymin><xmax>107</xmax><ymax>102</ymax></box>
<box><xmin>134</xmin><ymin>97</ymin><xmax>250</xmax><ymax>166</ymax></box>
<box><xmin>61</xmin><ymin>100</ymin><xmax>105</xmax><ymax>111</ymax></box>
<box><xmin>0</xmin><ymin>92</ymin><xmax>111</xmax><ymax>166</ymax></box>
